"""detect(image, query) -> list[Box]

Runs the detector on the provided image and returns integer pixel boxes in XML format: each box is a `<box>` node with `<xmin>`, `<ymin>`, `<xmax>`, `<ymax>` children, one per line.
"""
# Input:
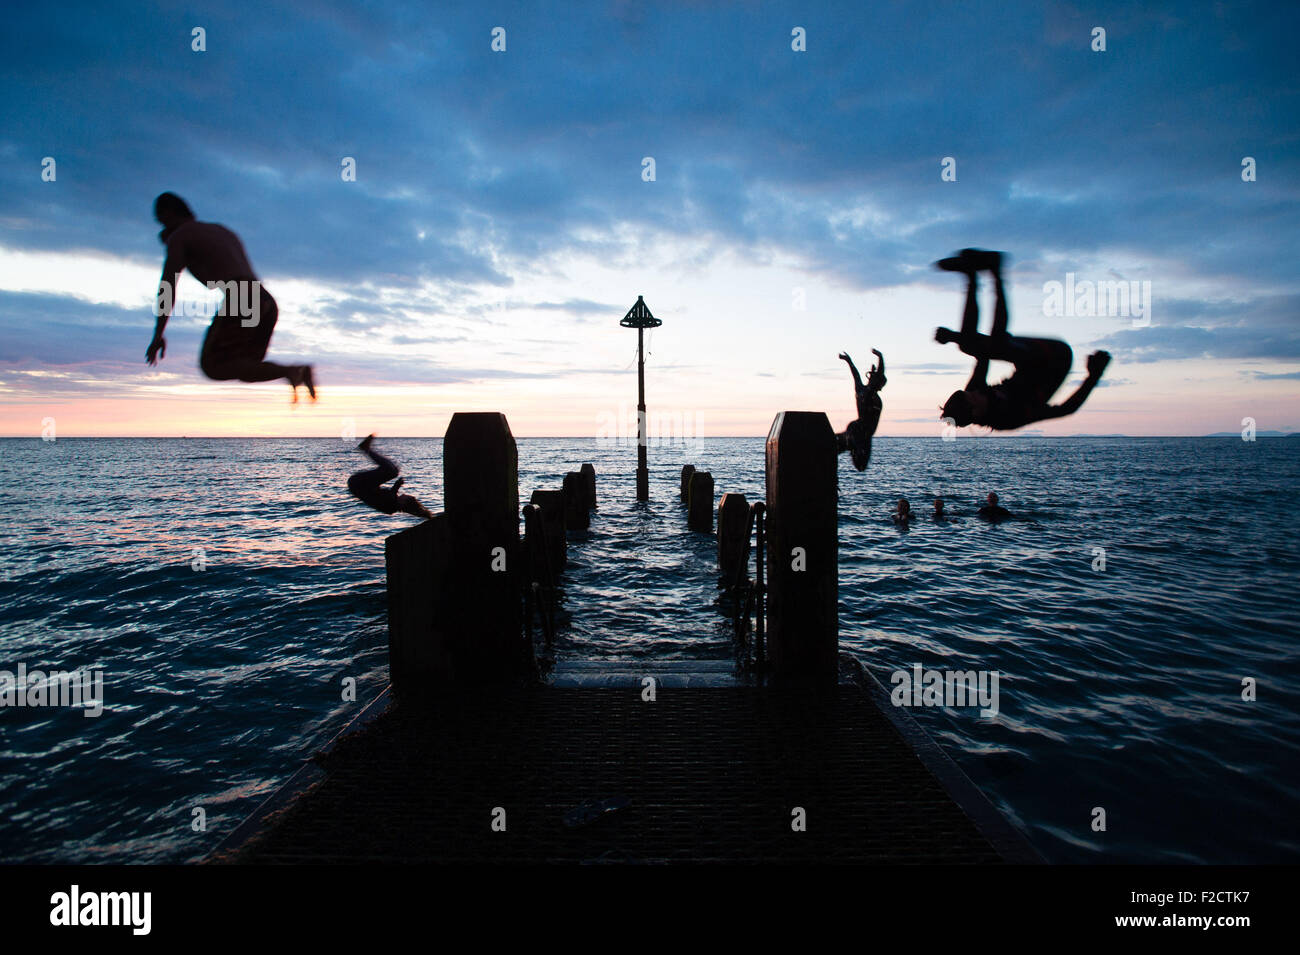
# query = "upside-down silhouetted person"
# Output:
<box><xmin>934</xmin><ymin>249</ymin><xmax>1109</xmax><ymax>431</ymax></box>
<box><xmin>148</xmin><ymin>192</ymin><xmax>316</xmax><ymax>402</ymax></box>
<box><xmin>836</xmin><ymin>349</ymin><xmax>886</xmax><ymax>470</ymax></box>
<box><xmin>348</xmin><ymin>435</ymin><xmax>433</xmax><ymax>520</ymax></box>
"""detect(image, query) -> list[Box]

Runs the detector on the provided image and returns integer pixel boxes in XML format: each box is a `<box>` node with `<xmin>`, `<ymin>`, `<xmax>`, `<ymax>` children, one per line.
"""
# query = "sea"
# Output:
<box><xmin>1</xmin><ymin>435</ymin><xmax>1297</xmax><ymax>864</ymax></box>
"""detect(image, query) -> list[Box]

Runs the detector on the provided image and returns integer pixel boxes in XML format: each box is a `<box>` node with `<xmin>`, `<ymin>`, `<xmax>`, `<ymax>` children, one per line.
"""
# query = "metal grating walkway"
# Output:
<box><xmin>216</xmin><ymin>677</ymin><xmax>1010</xmax><ymax>864</ymax></box>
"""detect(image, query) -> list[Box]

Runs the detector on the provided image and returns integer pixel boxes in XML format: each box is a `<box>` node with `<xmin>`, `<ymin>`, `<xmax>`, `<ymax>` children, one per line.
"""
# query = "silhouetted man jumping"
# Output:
<box><xmin>836</xmin><ymin>349</ymin><xmax>886</xmax><ymax>471</ymax></box>
<box><xmin>935</xmin><ymin>249</ymin><xmax>1109</xmax><ymax>431</ymax></box>
<box><xmin>147</xmin><ymin>192</ymin><xmax>316</xmax><ymax>402</ymax></box>
<box><xmin>348</xmin><ymin>435</ymin><xmax>433</xmax><ymax>520</ymax></box>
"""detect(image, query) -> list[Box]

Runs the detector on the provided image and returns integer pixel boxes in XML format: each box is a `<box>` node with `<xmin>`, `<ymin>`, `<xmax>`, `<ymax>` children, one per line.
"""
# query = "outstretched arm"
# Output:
<box><xmin>1040</xmin><ymin>352</ymin><xmax>1111</xmax><ymax>419</ymax></box>
<box><xmin>838</xmin><ymin>352</ymin><xmax>864</xmax><ymax>390</ymax></box>
<box><xmin>149</xmin><ymin>244</ymin><xmax>185</xmax><ymax>365</ymax></box>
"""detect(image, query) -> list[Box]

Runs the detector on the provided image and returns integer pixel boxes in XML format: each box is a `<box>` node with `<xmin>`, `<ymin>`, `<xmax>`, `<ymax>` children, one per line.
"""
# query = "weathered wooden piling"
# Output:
<box><xmin>562</xmin><ymin>471</ymin><xmax>590</xmax><ymax>531</ymax></box>
<box><xmin>580</xmin><ymin>463</ymin><xmax>597</xmax><ymax>510</ymax></box>
<box><xmin>680</xmin><ymin>464</ymin><xmax>695</xmax><ymax>501</ymax></box>
<box><xmin>717</xmin><ymin>492</ymin><xmax>750</xmax><ymax>581</ymax></box>
<box><xmin>446</xmin><ymin>411</ymin><xmax>528</xmax><ymax>681</ymax></box>
<box><xmin>765</xmin><ymin>411</ymin><xmax>838</xmax><ymax>687</ymax></box>
<box><xmin>521</xmin><ymin>504</ymin><xmax>544</xmax><ymax>582</ymax></box>
<box><xmin>385</xmin><ymin>412</ymin><xmax>529</xmax><ymax>687</ymax></box>
<box><xmin>385</xmin><ymin>515</ymin><xmax>452</xmax><ymax>688</ymax></box>
<box><xmin>527</xmin><ymin>489</ymin><xmax>567</xmax><ymax>573</ymax></box>
<box><xmin>521</xmin><ymin>504</ymin><xmax>557</xmax><ymax>647</ymax></box>
<box><xmin>687</xmin><ymin>470</ymin><xmax>714</xmax><ymax>532</ymax></box>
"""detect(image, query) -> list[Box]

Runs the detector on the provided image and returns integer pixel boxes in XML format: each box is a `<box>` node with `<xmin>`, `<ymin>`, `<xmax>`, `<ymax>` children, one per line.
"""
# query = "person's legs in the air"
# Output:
<box><xmin>347</xmin><ymin>434</ymin><xmax>400</xmax><ymax>505</ymax></box>
<box><xmin>199</xmin><ymin>288</ymin><xmax>315</xmax><ymax>399</ymax></box>
<box><xmin>845</xmin><ymin>420</ymin><xmax>871</xmax><ymax>471</ymax></box>
<box><xmin>359</xmin><ymin>445</ymin><xmax>400</xmax><ymax>482</ymax></box>
<box><xmin>934</xmin><ymin>265</ymin><xmax>984</xmax><ymax>351</ymax></box>
<box><xmin>990</xmin><ymin>265</ymin><xmax>1009</xmax><ymax>340</ymax></box>
<box><xmin>960</xmin><ymin>269</ymin><xmax>981</xmax><ymax>341</ymax></box>
<box><xmin>935</xmin><ymin>249</ymin><xmax>1006</xmax><ymax>350</ymax></box>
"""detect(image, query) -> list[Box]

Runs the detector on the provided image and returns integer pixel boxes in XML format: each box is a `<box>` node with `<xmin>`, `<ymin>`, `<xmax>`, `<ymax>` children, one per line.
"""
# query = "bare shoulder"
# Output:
<box><xmin>200</xmin><ymin>221</ymin><xmax>238</xmax><ymax>239</ymax></box>
<box><xmin>165</xmin><ymin>218</ymin><xmax>199</xmax><ymax>246</ymax></box>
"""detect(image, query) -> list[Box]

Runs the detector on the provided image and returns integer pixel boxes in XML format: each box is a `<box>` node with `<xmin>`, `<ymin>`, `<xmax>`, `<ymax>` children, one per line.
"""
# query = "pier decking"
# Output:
<box><xmin>211</xmin><ymin>412</ymin><xmax>1042</xmax><ymax>865</ymax></box>
<box><xmin>213</xmin><ymin>658</ymin><xmax>1036</xmax><ymax>864</ymax></box>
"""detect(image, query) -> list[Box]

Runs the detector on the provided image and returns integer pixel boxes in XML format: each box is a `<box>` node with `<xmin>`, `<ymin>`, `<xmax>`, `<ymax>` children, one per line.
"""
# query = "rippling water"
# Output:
<box><xmin>1</xmin><ymin>436</ymin><xmax>1297</xmax><ymax>863</ymax></box>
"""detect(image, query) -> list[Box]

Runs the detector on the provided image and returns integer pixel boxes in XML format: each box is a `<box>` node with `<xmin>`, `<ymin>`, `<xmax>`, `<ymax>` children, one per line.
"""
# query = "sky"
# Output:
<box><xmin>1</xmin><ymin>0</ymin><xmax>1297</xmax><ymax>437</ymax></box>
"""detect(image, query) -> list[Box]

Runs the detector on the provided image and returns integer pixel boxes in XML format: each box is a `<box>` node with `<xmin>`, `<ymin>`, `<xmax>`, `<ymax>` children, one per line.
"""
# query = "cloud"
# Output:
<box><xmin>0</xmin><ymin>290</ymin><xmax>146</xmax><ymax>367</ymax></box>
<box><xmin>5</xmin><ymin>1</ymin><xmax>1297</xmax><ymax>296</ymax></box>
<box><xmin>1</xmin><ymin>0</ymin><xmax>1298</xmax><ymax>430</ymax></box>
<box><xmin>532</xmin><ymin>299</ymin><xmax>623</xmax><ymax>321</ymax></box>
<box><xmin>1095</xmin><ymin>294</ymin><xmax>1300</xmax><ymax>362</ymax></box>
<box><xmin>0</xmin><ymin>289</ymin><xmax>617</xmax><ymax>394</ymax></box>
<box><xmin>1099</xmin><ymin>324</ymin><xmax>1300</xmax><ymax>363</ymax></box>
<box><xmin>1250</xmin><ymin>370</ymin><xmax>1300</xmax><ymax>380</ymax></box>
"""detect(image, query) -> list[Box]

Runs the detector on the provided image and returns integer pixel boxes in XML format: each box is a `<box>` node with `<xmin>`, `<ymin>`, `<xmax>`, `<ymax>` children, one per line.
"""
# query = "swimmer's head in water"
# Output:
<box><xmin>934</xmin><ymin>498</ymin><xmax>945</xmax><ymax>512</ymax></box>
<box><xmin>897</xmin><ymin>498</ymin><xmax>910</xmax><ymax>514</ymax></box>
<box><xmin>942</xmin><ymin>390</ymin><xmax>975</xmax><ymax>427</ymax></box>
<box><xmin>987</xmin><ymin>492</ymin><xmax>999</xmax><ymax>506</ymax></box>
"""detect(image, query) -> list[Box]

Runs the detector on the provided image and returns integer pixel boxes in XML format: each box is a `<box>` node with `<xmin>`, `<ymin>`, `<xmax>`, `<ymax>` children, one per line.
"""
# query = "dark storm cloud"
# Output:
<box><xmin>1</xmin><ymin>0</ymin><xmax>1297</xmax><ymax>381</ymax></box>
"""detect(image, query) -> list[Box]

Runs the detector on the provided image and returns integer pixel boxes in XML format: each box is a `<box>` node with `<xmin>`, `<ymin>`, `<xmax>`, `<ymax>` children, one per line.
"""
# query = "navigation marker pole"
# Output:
<box><xmin>620</xmin><ymin>295</ymin><xmax>662</xmax><ymax>502</ymax></box>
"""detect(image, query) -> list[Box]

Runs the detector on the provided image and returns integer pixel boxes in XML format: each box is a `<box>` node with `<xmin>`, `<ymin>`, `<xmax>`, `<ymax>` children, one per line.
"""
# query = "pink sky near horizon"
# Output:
<box><xmin>3</xmin><ymin>371</ymin><xmax>1294</xmax><ymax>438</ymax></box>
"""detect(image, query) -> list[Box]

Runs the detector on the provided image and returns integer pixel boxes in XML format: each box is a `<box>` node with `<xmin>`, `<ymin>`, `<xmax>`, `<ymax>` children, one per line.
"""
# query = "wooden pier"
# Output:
<box><xmin>212</xmin><ymin>658</ymin><xmax>1035</xmax><ymax>864</ymax></box>
<box><xmin>210</xmin><ymin>410</ymin><xmax>1040</xmax><ymax>865</ymax></box>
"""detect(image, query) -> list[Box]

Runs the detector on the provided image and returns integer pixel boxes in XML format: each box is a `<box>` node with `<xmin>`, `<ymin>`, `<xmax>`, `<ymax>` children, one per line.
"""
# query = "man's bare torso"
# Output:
<box><xmin>166</xmin><ymin>221</ymin><xmax>258</xmax><ymax>285</ymax></box>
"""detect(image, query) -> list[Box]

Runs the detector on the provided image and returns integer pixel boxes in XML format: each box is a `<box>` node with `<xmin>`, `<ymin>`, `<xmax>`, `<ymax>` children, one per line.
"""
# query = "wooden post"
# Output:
<box><xmin>528</xmin><ymin>489</ymin><xmax>566</xmax><ymax>573</ymax></box>
<box><xmin>562</xmin><ymin>471</ymin><xmax>590</xmax><ymax>531</ymax></box>
<box><xmin>680</xmin><ymin>464</ymin><xmax>695</xmax><ymax>501</ymax></box>
<box><xmin>717</xmin><ymin>492</ymin><xmax>750</xmax><ymax>581</ymax></box>
<box><xmin>765</xmin><ymin>411</ymin><xmax>838</xmax><ymax>687</ymax></box>
<box><xmin>442</xmin><ymin>412</ymin><xmax>528</xmax><ymax>682</ymax></box>
<box><xmin>687</xmin><ymin>470</ymin><xmax>714</xmax><ymax>532</ymax></box>
<box><xmin>520</xmin><ymin>504</ymin><xmax>556</xmax><ymax>649</ymax></box>
<box><xmin>580</xmin><ymin>463</ymin><xmax>597</xmax><ymax>510</ymax></box>
<box><xmin>385</xmin><ymin>515</ymin><xmax>451</xmax><ymax>689</ymax></box>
